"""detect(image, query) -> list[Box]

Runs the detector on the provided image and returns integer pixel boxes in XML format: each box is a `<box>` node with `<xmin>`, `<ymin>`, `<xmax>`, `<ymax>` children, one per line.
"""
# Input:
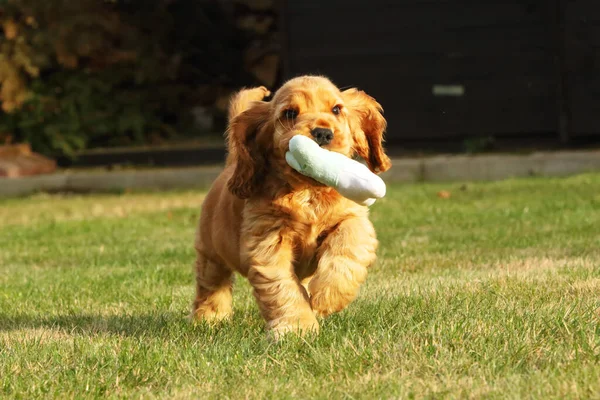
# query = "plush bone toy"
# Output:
<box><xmin>285</xmin><ymin>135</ymin><xmax>386</xmax><ymax>206</ymax></box>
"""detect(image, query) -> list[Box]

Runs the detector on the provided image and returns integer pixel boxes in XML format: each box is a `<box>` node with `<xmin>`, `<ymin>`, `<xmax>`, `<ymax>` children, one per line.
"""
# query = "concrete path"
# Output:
<box><xmin>1</xmin><ymin>150</ymin><xmax>599</xmax><ymax>197</ymax></box>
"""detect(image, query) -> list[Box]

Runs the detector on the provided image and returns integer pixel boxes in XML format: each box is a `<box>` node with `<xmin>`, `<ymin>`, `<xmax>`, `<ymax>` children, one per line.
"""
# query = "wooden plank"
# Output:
<box><xmin>289</xmin><ymin>52</ymin><xmax>556</xmax><ymax>80</ymax></box>
<box><xmin>288</xmin><ymin>36</ymin><xmax>554</xmax><ymax>58</ymax></box>
<box><xmin>287</xmin><ymin>63</ymin><xmax>557</xmax><ymax>139</ymax></box>
<box><xmin>290</xmin><ymin>1</ymin><xmax>548</xmax><ymax>27</ymax></box>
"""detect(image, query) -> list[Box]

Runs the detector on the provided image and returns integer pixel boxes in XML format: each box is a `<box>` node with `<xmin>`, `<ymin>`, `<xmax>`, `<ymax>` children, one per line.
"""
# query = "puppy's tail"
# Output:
<box><xmin>225</xmin><ymin>86</ymin><xmax>271</xmax><ymax>165</ymax></box>
<box><xmin>227</xmin><ymin>86</ymin><xmax>271</xmax><ymax>124</ymax></box>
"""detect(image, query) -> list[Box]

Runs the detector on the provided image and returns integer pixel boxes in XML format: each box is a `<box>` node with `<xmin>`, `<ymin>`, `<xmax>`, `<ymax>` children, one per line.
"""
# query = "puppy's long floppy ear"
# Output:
<box><xmin>342</xmin><ymin>88</ymin><xmax>392</xmax><ymax>173</ymax></box>
<box><xmin>226</xmin><ymin>101</ymin><xmax>271</xmax><ymax>199</ymax></box>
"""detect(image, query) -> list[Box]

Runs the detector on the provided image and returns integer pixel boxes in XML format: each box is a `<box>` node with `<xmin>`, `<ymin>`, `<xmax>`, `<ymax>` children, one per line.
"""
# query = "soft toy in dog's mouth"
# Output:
<box><xmin>285</xmin><ymin>135</ymin><xmax>386</xmax><ymax>206</ymax></box>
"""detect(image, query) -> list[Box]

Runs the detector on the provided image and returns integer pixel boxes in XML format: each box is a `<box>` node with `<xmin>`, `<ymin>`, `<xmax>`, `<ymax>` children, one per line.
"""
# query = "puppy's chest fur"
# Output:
<box><xmin>274</xmin><ymin>188</ymin><xmax>349</xmax><ymax>279</ymax></box>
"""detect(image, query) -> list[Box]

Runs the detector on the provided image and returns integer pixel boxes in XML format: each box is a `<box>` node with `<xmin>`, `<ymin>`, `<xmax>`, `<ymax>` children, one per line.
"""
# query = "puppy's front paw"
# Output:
<box><xmin>310</xmin><ymin>289</ymin><xmax>355</xmax><ymax>318</ymax></box>
<box><xmin>191</xmin><ymin>307</ymin><xmax>232</xmax><ymax>324</ymax></box>
<box><xmin>266</xmin><ymin>315</ymin><xmax>319</xmax><ymax>341</ymax></box>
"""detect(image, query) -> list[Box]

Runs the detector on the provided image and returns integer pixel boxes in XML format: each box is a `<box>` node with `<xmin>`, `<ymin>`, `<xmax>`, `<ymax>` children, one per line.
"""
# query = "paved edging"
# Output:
<box><xmin>382</xmin><ymin>150</ymin><xmax>600</xmax><ymax>183</ymax></box>
<box><xmin>2</xmin><ymin>150</ymin><xmax>600</xmax><ymax>197</ymax></box>
<box><xmin>0</xmin><ymin>166</ymin><xmax>224</xmax><ymax>197</ymax></box>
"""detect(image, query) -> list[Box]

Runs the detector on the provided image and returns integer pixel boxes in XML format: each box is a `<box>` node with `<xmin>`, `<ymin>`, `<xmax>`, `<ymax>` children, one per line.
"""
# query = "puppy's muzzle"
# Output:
<box><xmin>311</xmin><ymin>127</ymin><xmax>334</xmax><ymax>146</ymax></box>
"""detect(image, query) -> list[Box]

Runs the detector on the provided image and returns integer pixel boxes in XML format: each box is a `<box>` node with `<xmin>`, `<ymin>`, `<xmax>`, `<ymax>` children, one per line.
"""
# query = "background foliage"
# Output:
<box><xmin>0</xmin><ymin>0</ymin><xmax>273</xmax><ymax>157</ymax></box>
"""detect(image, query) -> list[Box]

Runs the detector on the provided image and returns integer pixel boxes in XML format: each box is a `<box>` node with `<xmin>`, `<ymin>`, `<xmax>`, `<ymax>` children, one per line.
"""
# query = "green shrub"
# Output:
<box><xmin>0</xmin><ymin>0</ymin><xmax>258</xmax><ymax>157</ymax></box>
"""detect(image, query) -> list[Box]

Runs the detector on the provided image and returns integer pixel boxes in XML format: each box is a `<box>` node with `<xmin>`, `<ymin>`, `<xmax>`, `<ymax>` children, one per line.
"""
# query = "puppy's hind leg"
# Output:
<box><xmin>192</xmin><ymin>252</ymin><xmax>233</xmax><ymax>323</ymax></box>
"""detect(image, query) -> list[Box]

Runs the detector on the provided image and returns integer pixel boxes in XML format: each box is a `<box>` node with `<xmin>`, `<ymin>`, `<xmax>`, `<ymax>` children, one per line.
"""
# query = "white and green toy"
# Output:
<box><xmin>285</xmin><ymin>135</ymin><xmax>386</xmax><ymax>206</ymax></box>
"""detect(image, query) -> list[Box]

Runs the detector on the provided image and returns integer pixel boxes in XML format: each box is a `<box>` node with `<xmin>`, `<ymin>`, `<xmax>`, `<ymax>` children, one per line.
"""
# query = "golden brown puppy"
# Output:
<box><xmin>192</xmin><ymin>75</ymin><xmax>391</xmax><ymax>338</ymax></box>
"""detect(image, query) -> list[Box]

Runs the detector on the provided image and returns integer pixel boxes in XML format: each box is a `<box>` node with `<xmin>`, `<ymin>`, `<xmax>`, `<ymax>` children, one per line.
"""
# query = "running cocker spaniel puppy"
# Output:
<box><xmin>192</xmin><ymin>75</ymin><xmax>391</xmax><ymax>338</ymax></box>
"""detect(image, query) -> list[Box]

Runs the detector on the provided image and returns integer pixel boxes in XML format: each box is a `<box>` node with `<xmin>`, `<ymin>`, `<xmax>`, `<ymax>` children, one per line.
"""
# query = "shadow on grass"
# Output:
<box><xmin>0</xmin><ymin>300</ymin><xmax>402</xmax><ymax>343</ymax></box>
<box><xmin>0</xmin><ymin>305</ymin><xmax>389</xmax><ymax>345</ymax></box>
<box><xmin>0</xmin><ymin>311</ymin><xmax>255</xmax><ymax>339</ymax></box>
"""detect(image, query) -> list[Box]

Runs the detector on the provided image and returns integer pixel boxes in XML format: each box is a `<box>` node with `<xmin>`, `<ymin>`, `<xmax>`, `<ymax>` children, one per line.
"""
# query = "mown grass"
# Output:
<box><xmin>1</xmin><ymin>173</ymin><xmax>599</xmax><ymax>399</ymax></box>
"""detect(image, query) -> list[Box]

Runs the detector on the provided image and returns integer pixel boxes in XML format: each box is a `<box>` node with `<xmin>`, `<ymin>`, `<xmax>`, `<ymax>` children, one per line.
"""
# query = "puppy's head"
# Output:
<box><xmin>227</xmin><ymin>75</ymin><xmax>391</xmax><ymax>199</ymax></box>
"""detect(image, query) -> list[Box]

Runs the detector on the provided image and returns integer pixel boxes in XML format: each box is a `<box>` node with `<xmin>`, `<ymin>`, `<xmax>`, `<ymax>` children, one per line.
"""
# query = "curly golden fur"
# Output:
<box><xmin>192</xmin><ymin>75</ymin><xmax>391</xmax><ymax>338</ymax></box>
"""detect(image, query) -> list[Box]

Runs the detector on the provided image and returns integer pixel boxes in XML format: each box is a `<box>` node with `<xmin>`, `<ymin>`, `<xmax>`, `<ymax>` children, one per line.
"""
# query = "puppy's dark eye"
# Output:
<box><xmin>332</xmin><ymin>105</ymin><xmax>341</xmax><ymax>115</ymax></box>
<box><xmin>283</xmin><ymin>109</ymin><xmax>298</xmax><ymax>119</ymax></box>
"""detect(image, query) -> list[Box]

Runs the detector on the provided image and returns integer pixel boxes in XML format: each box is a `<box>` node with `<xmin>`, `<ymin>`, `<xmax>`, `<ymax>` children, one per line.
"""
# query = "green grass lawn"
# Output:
<box><xmin>1</xmin><ymin>173</ymin><xmax>599</xmax><ymax>399</ymax></box>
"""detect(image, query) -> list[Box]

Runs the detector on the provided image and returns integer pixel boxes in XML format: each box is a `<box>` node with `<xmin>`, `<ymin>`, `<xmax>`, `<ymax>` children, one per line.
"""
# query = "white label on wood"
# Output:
<box><xmin>432</xmin><ymin>85</ymin><xmax>465</xmax><ymax>97</ymax></box>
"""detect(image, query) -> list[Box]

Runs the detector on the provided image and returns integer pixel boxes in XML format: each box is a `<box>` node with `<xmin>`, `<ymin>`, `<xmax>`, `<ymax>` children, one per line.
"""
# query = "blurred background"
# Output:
<box><xmin>0</xmin><ymin>0</ymin><xmax>599</xmax><ymax>173</ymax></box>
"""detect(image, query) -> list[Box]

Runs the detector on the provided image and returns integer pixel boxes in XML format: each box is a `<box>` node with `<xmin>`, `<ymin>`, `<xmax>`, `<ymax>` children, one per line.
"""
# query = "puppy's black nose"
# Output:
<box><xmin>311</xmin><ymin>128</ymin><xmax>334</xmax><ymax>146</ymax></box>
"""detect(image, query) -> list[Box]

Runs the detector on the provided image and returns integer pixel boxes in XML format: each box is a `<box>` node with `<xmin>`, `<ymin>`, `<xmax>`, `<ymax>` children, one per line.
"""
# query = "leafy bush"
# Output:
<box><xmin>0</xmin><ymin>0</ymin><xmax>261</xmax><ymax>157</ymax></box>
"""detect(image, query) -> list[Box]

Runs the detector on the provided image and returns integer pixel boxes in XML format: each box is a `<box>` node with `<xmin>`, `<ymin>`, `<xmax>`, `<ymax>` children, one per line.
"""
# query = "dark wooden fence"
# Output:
<box><xmin>565</xmin><ymin>0</ymin><xmax>600</xmax><ymax>138</ymax></box>
<box><xmin>282</xmin><ymin>0</ymin><xmax>600</xmax><ymax>151</ymax></box>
